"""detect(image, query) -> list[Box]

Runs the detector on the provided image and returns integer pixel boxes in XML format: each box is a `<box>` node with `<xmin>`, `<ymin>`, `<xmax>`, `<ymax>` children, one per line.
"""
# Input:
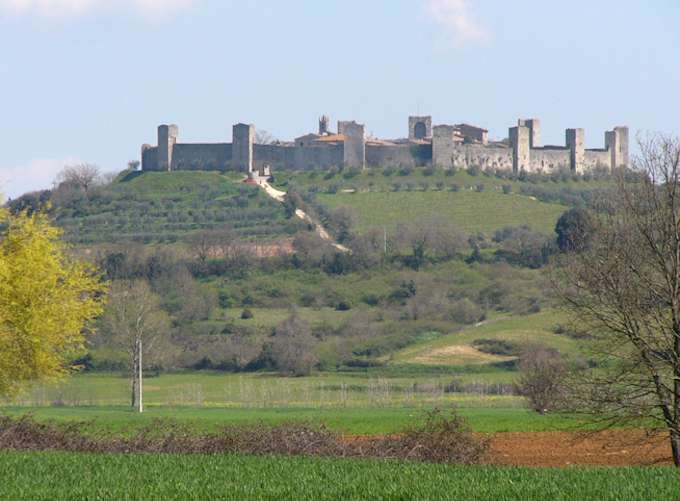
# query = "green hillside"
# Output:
<box><xmin>275</xmin><ymin>168</ymin><xmax>612</xmax><ymax>236</ymax></box>
<box><xmin>53</xmin><ymin>171</ymin><xmax>301</xmax><ymax>245</ymax></box>
<box><xmin>318</xmin><ymin>191</ymin><xmax>566</xmax><ymax>235</ymax></box>
<box><xmin>390</xmin><ymin>310</ymin><xmax>580</xmax><ymax>370</ymax></box>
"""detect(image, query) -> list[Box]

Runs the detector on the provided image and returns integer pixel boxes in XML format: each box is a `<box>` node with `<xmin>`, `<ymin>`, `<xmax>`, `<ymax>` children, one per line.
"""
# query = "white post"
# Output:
<box><xmin>138</xmin><ymin>337</ymin><xmax>143</xmax><ymax>413</ymax></box>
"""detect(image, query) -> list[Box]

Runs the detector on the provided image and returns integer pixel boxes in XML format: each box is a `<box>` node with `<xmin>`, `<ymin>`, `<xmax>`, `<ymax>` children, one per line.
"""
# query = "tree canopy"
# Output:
<box><xmin>0</xmin><ymin>208</ymin><xmax>105</xmax><ymax>396</ymax></box>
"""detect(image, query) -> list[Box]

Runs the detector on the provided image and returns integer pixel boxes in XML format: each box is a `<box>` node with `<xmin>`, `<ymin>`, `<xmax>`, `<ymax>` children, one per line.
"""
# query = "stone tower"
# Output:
<box><xmin>158</xmin><ymin>124</ymin><xmax>179</xmax><ymax>171</ymax></box>
<box><xmin>319</xmin><ymin>115</ymin><xmax>330</xmax><ymax>135</ymax></box>
<box><xmin>509</xmin><ymin>124</ymin><xmax>530</xmax><ymax>173</ymax></box>
<box><xmin>232</xmin><ymin>123</ymin><xmax>255</xmax><ymax>172</ymax></box>
<box><xmin>342</xmin><ymin>121</ymin><xmax>366</xmax><ymax>169</ymax></box>
<box><xmin>606</xmin><ymin>126</ymin><xmax>630</xmax><ymax>169</ymax></box>
<box><xmin>518</xmin><ymin>118</ymin><xmax>541</xmax><ymax>148</ymax></box>
<box><xmin>566</xmin><ymin>128</ymin><xmax>585</xmax><ymax>173</ymax></box>
<box><xmin>408</xmin><ymin>116</ymin><xmax>432</xmax><ymax>140</ymax></box>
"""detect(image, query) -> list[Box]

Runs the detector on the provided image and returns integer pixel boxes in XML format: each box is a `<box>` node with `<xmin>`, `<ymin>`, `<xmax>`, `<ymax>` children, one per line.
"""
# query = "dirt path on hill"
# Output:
<box><xmin>258</xmin><ymin>180</ymin><xmax>350</xmax><ymax>253</ymax></box>
<box><xmin>487</xmin><ymin>430</ymin><xmax>672</xmax><ymax>466</ymax></box>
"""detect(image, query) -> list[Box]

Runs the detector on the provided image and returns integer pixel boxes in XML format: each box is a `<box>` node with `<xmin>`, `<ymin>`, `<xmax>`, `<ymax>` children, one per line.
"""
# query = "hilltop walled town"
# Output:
<box><xmin>141</xmin><ymin>116</ymin><xmax>629</xmax><ymax>175</ymax></box>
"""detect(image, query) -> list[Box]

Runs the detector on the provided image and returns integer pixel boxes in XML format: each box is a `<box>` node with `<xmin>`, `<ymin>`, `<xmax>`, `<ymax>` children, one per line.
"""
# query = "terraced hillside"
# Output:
<box><xmin>54</xmin><ymin>171</ymin><xmax>301</xmax><ymax>245</ymax></box>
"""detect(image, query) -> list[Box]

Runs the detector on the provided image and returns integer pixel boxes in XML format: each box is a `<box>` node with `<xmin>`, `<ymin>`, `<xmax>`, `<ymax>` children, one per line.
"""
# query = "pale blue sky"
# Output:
<box><xmin>1</xmin><ymin>0</ymin><xmax>678</xmax><ymax>198</ymax></box>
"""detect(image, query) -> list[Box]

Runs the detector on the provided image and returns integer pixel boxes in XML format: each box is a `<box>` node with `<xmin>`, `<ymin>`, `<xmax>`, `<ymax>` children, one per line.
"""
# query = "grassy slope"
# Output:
<box><xmin>391</xmin><ymin>310</ymin><xmax>578</xmax><ymax>367</ymax></box>
<box><xmin>275</xmin><ymin>168</ymin><xmax>614</xmax><ymax>235</ymax></box>
<box><xmin>2</xmin><ymin>452</ymin><xmax>678</xmax><ymax>500</ymax></box>
<box><xmin>318</xmin><ymin>191</ymin><xmax>567</xmax><ymax>235</ymax></box>
<box><xmin>56</xmin><ymin>171</ymin><xmax>298</xmax><ymax>244</ymax></box>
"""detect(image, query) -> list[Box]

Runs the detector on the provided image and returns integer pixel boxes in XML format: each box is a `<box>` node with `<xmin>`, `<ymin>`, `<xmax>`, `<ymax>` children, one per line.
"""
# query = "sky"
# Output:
<box><xmin>0</xmin><ymin>0</ymin><xmax>679</xmax><ymax>198</ymax></box>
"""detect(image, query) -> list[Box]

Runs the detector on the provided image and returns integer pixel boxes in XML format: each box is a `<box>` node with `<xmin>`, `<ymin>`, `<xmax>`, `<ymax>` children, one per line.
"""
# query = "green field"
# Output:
<box><xmin>0</xmin><ymin>405</ymin><xmax>587</xmax><ymax>435</ymax></box>
<box><xmin>1</xmin><ymin>451</ymin><xmax>677</xmax><ymax>500</ymax></box>
<box><xmin>317</xmin><ymin>191</ymin><xmax>567</xmax><ymax>235</ymax></box>
<box><xmin>3</xmin><ymin>371</ymin><xmax>522</xmax><ymax>412</ymax></box>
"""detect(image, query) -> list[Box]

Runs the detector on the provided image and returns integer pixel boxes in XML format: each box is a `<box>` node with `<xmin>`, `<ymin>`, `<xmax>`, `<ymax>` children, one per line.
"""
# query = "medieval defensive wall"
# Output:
<box><xmin>141</xmin><ymin>116</ymin><xmax>629</xmax><ymax>174</ymax></box>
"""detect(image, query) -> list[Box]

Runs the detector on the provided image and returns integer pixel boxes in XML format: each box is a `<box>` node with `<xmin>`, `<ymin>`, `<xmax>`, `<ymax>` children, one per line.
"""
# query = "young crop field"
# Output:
<box><xmin>1</xmin><ymin>451</ymin><xmax>677</xmax><ymax>500</ymax></box>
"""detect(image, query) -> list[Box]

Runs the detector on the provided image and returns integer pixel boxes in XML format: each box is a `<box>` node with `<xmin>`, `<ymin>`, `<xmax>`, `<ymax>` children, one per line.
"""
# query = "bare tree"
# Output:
<box><xmin>554</xmin><ymin>134</ymin><xmax>680</xmax><ymax>465</ymax></box>
<box><xmin>514</xmin><ymin>345</ymin><xmax>567</xmax><ymax>414</ymax></box>
<box><xmin>56</xmin><ymin>163</ymin><xmax>102</xmax><ymax>194</ymax></box>
<box><xmin>102</xmin><ymin>280</ymin><xmax>173</xmax><ymax>412</ymax></box>
<box><xmin>187</xmin><ymin>228</ymin><xmax>240</xmax><ymax>267</ymax></box>
<box><xmin>271</xmin><ymin>312</ymin><xmax>318</xmax><ymax>376</ymax></box>
<box><xmin>255</xmin><ymin>130</ymin><xmax>277</xmax><ymax>145</ymax></box>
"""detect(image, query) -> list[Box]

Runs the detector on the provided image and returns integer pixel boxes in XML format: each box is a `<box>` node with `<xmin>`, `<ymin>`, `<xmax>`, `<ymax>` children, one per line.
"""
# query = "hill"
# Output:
<box><xmin>274</xmin><ymin>168</ymin><xmax>612</xmax><ymax>236</ymax></box>
<box><xmin>52</xmin><ymin>170</ymin><xmax>302</xmax><ymax>245</ymax></box>
<box><xmin>5</xmin><ymin>166</ymin><xmax>614</xmax><ymax>379</ymax></box>
<box><xmin>388</xmin><ymin>310</ymin><xmax>581</xmax><ymax>375</ymax></box>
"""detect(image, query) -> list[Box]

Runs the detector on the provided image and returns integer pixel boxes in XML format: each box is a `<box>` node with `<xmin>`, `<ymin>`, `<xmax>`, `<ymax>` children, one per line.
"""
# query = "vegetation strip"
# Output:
<box><xmin>1</xmin><ymin>451</ymin><xmax>679</xmax><ymax>501</ymax></box>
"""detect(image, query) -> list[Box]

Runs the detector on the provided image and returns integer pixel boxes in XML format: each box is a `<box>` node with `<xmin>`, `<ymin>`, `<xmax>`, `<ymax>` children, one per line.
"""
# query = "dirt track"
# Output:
<box><xmin>488</xmin><ymin>430</ymin><xmax>672</xmax><ymax>466</ymax></box>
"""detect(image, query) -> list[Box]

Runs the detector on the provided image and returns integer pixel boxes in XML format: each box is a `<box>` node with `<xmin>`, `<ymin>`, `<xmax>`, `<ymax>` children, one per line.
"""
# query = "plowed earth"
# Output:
<box><xmin>487</xmin><ymin>430</ymin><xmax>672</xmax><ymax>466</ymax></box>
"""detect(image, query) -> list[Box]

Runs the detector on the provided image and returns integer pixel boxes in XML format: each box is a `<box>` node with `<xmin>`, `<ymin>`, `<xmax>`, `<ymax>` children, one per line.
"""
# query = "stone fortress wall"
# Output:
<box><xmin>141</xmin><ymin>115</ymin><xmax>629</xmax><ymax>174</ymax></box>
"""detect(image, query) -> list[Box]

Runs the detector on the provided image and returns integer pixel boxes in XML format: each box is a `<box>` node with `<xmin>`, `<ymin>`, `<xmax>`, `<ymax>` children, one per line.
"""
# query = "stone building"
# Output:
<box><xmin>141</xmin><ymin>115</ymin><xmax>629</xmax><ymax>174</ymax></box>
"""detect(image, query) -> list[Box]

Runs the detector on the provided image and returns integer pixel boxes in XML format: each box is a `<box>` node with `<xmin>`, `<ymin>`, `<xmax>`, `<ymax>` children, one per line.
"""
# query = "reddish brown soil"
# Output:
<box><xmin>487</xmin><ymin>430</ymin><xmax>673</xmax><ymax>467</ymax></box>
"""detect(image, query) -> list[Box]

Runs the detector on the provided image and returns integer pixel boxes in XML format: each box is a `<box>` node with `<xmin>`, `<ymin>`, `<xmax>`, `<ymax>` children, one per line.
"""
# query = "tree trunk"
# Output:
<box><xmin>671</xmin><ymin>430</ymin><xmax>680</xmax><ymax>467</ymax></box>
<box><xmin>131</xmin><ymin>348</ymin><xmax>139</xmax><ymax>409</ymax></box>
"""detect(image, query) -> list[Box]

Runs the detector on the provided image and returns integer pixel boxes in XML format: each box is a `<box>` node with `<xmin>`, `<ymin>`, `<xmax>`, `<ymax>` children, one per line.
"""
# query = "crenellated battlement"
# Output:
<box><xmin>141</xmin><ymin>116</ymin><xmax>629</xmax><ymax>174</ymax></box>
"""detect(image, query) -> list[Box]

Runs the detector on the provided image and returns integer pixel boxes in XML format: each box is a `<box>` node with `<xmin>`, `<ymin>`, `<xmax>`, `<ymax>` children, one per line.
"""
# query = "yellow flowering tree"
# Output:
<box><xmin>0</xmin><ymin>208</ymin><xmax>106</xmax><ymax>397</ymax></box>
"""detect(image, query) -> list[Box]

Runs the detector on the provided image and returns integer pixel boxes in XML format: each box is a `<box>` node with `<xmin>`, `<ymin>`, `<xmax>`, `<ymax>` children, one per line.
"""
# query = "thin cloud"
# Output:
<box><xmin>425</xmin><ymin>0</ymin><xmax>489</xmax><ymax>47</ymax></box>
<box><xmin>0</xmin><ymin>157</ymin><xmax>77</xmax><ymax>199</ymax></box>
<box><xmin>0</xmin><ymin>0</ymin><xmax>195</xmax><ymax>17</ymax></box>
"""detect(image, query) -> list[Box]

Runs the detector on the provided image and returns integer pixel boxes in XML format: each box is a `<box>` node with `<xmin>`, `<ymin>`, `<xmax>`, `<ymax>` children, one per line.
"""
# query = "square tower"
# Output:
<box><xmin>518</xmin><ymin>118</ymin><xmax>541</xmax><ymax>148</ymax></box>
<box><xmin>232</xmin><ymin>123</ymin><xmax>255</xmax><ymax>172</ymax></box>
<box><xmin>342</xmin><ymin>121</ymin><xmax>366</xmax><ymax>169</ymax></box>
<box><xmin>566</xmin><ymin>128</ymin><xmax>585</xmax><ymax>173</ymax></box>
<box><xmin>408</xmin><ymin>116</ymin><xmax>432</xmax><ymax>140</ymax></box>
<box><xmin>509</xmin><ymin>125</ymin><xmax>531</xmax><ymax>173</ymax></box>
<box><xmin>158</xmin><ymin>124</ymin><xmax>178</xmax><ymax>171</ymax></box>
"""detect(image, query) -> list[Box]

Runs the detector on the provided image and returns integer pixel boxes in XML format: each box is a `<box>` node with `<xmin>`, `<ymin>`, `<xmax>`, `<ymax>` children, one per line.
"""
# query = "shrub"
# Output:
<box><xmin>323</xmin><ymin>167</ymin><xmax>338</xmax><ymax>180</ymax></box>
<box><xmin>361</xmin><ymin>293</ymin><xmax>380</xmax><ymax>306</ymax></box>
<box><xmin>467</xmin><ymin>165</ymin><xmax>480</xmax><ymax>176</ymax></box>
<box><xmin>398</xmin><ymin>166</ymin><xmax>413</xmax><ymax>176</ymax></box>
<box><xmin>271</xmin><ymin>313</ymin><xmax>318</xmax><ymax>376</ymax></box>
<box><xmin>502</xmin><ymin>184</ymin><xmax>512</xmax><ymax>194</ymax></box>
<box><xmin>423</xmin><ymin>166</ymin><xmax>435</xmax><ymax>177</ymax></box>
<box><xmin>514</xmin><ymin>345</ymin><xmax>567</xmax><ymax>414</ymax></box>
<box><xmin>448</xmin><ymin>299</ymin><xmax>484</xmax><ymax>324</ymax></box>
<box><xmin>0</xmin><ymin>411</ymin><xmax>487</xmax><ymax>464</ymax></box>
<box><xmin>471</xmin><ymin>338</ymin><xmax>520</xmax><ymax>356</ymax></box>
<box><xmin>342</xmin><ymin>167</ymin><xmax>361</xmax><ymax>179</ymax></box>
<box><xmin>335</xmin><ymin>301</ymin><xmax>352</xmax><ymax>311</ymax></box>
<box><xmin>240</xmin><ymin>309</ymin><xmax>254</xmax><ymax>320</ymax></box>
